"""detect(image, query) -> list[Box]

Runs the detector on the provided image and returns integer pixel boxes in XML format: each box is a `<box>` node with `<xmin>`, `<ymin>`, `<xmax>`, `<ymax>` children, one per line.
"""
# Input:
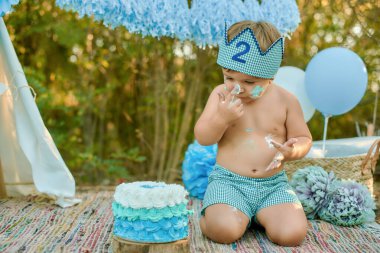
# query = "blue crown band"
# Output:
<box><xmin>217</xmin><ymin>23</ymin><xmax>284</xmax><ymax>79</ymax></box>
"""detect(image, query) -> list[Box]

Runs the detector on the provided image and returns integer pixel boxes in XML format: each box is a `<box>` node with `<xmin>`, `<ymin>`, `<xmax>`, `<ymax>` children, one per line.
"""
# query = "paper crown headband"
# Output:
<box><xmin>217</xmin><ymin>23</ymin><xmax>284</xmax><ymax>79</ymax></box>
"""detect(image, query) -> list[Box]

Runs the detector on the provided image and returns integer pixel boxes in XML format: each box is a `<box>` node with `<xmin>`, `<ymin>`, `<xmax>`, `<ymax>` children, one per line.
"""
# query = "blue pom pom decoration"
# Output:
<box><xmin>243</xmin><ymin>0</ymin><xmax>264</xmax><ymax>22</ymax></box>
<box><xmin>290</xmin><ymin>166</ymin><xmax>338</xmax><ymax>219</ymax></box>
<box><xmin>56</xmin><ymin>0</ymin><xmax>191</xmax><ymax>40</ymax></box>
<box><xmin>0</xmin><ymin>0</ymin><xmax>19</xmax><ymax>17</ymax></box>
<box><xmin>189</xmin><ymin>0</ymin><xmax>246</xmax><ymax>47</ymax></box>
<box><xmin>182</xmin><ymin>140</ymin><xmax>217</xmax><ymax>199</ymax></box>
<box><xmin>260</xmin><ymin>0</ymin><xmax>301</xmax><ymax>37</ymax></box>
<box><xmin>3</xmin><ymin>1</ymin><xmax>301</xmax><ymax>44</ymax></box>
<box><xmin>55</xmin><ymin>0</ymin><xmax>301</xmax><ymax>47</ymax></box>
<box><xmin>318</xmin><ymin>180</ymin><xmax>376</xmax><ymax>226</ymax></box>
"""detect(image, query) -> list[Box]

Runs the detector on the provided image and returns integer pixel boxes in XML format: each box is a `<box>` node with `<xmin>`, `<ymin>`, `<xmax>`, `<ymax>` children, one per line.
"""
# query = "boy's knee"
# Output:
<box><xmin>209</xmin><ymin>221</ymin><xmax>244</xmax><ymax>244</ymax></box>
<box><xmin>201</xmin><ymin>216</ymin><xmax>245</xmax><ymax>244</ymax></box>
<box><xmin>267</xmin><ymin>225</ymin><xmax>307</xmax><ymax>246</ymax></box>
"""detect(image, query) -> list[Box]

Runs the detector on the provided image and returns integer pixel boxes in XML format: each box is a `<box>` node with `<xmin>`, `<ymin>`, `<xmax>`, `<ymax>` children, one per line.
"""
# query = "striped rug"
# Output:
<box><xmin>189</xmin><ymin>199</ymin><xmax>380</xmax><ymax>253</ymax></box>
<box><xmin>0</xmin><ymin>190</ymin><xmax>379</xmax><ymax>252</ymax></box>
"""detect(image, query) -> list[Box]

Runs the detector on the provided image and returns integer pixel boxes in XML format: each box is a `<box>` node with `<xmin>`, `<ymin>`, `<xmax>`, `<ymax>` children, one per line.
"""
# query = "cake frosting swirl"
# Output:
<box><xmin>114</xmin><ymin>181</ymin><xmax>188</xmax><ymax>208</ymax></box>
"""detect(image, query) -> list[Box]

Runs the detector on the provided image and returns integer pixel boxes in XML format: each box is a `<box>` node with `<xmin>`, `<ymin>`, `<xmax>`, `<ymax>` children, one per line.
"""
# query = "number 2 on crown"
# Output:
<box><xmin>232</xmin><ymin>41</ymin><xmax>250</xmax><ymax>64</ymax></box>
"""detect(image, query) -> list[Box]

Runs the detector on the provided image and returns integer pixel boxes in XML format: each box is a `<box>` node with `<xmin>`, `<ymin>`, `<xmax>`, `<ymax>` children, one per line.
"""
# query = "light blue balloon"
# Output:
<box><xmin>305</xmin><ymin>47</ymin><xmax>368</xmax><ymax>116</ymax></box>
<box><xmin>274</xmin><ymin>66</ymin><xmax>315</xmax><ymax>122</ymax></box>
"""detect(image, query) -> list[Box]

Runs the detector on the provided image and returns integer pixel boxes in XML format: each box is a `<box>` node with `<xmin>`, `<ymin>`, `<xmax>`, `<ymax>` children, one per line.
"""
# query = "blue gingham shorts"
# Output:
<box><xmin>201</xmin><ymin>164</ymin><xmax>301</xmax><ymax>224</ymax></box>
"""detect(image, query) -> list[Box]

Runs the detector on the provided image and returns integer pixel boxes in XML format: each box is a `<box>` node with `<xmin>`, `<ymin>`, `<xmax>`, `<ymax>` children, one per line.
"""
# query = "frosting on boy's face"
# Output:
<box><xmin>222</xmin><ymin>68</ymin><xmax>271</xmax><ymax>102</ymax></box>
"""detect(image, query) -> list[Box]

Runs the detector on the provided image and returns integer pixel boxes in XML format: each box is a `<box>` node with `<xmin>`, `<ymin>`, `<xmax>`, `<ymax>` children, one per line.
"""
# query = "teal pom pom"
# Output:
<box><xmin>290</xmin><ymin>166</ymin><xmax>337</xmax><ymax>219</ymax></box>
<box><xmin>318</xmin><ymin>180</ymin><xmax>376</xmax><ymax>226</ymax></box>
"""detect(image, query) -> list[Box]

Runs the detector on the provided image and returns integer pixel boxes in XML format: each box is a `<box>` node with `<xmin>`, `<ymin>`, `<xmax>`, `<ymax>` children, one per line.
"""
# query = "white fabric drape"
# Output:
<box><xmin>0</xmin><ymin>18</ymin><xmax>80</xmax><ymax>207</ymax></box>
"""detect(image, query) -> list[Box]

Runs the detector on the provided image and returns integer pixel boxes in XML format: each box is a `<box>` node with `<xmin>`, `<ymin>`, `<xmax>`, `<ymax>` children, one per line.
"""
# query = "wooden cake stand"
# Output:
<box><xmin>112</xmin><ymin>235</ymin><xmax>189</xmax><ymax>253</ymax></box>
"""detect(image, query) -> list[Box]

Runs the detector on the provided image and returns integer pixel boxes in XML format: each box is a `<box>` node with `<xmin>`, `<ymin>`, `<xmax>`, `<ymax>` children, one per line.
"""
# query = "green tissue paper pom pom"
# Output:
<box><xmin>318</xmin><ymin>180</ymin><xmax>376</xmax><ymax>226</ymax></box>
<box><xmin>290</xmin><ymin>166</ymin><xmax>337</xmax><ymax>219</ymax></box>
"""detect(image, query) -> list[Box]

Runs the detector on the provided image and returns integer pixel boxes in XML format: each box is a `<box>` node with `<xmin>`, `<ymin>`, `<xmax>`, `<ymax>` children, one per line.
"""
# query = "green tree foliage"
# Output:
<box><xmin>3</xmin><ymin>0</ymin><xmax>379</xmax><ymax>184</ymax></box>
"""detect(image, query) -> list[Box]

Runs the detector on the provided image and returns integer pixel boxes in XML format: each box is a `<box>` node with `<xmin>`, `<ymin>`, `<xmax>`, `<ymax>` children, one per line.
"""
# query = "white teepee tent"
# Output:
<box><xmin>0</xmin><ymin>18</ymin><xmax>80</xmax><ymax>207</ymax></box>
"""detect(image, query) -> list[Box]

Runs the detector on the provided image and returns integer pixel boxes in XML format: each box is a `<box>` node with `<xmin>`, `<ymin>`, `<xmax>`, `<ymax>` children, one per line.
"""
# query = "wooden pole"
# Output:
<box><xmin>0</xmin><ymin>160</ymin><xmax>7</xmax><ymax>198</ymax></box>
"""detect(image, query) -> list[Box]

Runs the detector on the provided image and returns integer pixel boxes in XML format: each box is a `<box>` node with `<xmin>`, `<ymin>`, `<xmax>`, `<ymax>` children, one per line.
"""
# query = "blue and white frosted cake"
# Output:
<box><xmin>112</xmin><ymin>181</ymin><xmax>192</xmax><ymax>243</ymax></box>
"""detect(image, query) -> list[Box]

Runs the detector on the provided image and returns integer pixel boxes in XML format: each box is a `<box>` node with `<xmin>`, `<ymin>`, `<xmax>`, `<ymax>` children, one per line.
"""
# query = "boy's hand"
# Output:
<box><xmin>216</xmin><ymin>88</ymin><xmax>244</xmax><ymax>125</ymax></box>
<box><xmin>265</xmin><ymin>138</ymin><xmax>298</xmax><ymax>171</ymax></box>
<box><xmin>271</xmin><ymin>138</ymin><xmax>298</xmax><ymax>159</ymax></box>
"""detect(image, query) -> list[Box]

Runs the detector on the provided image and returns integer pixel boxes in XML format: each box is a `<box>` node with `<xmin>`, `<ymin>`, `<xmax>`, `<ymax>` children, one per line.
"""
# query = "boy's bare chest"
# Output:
<box><xmin>228</xmin><ymin>100</ymin><xmax>287</xmax><ymax>137</ymax></box>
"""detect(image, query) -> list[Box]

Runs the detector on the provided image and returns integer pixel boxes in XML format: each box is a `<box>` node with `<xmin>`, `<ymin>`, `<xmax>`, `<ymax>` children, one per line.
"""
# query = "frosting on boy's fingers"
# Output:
<box><xmin>231</xmin><ymin>83</ymin><xmax>241</xmax><ymax>95</ymax></box>
<box><xmin>265</xmin><ymin>134</ymin><xmax>282</xmax><ymax>149</ymax></box>
<box><xmin>270</xmin><ymin>139</ymin><xmax>283</xmax><ymax>148</ymax></box>
<box><xmin>264</xmin><ymin>134</ymin><xmax>285</xmax><ymax>171</ymax></box>
<box><xmin>266</xmin><ymin>135</ymin><xmax>298</xmax><ymax>150</ymax></box>
<box><xmin>265</xmin><ymin>152</ymin><xmax>285</xmax><ymax>171</ymax></box>
<box><xmin>274</xmin><ymin>152</ymin><xmax>284</xmax><ymax>161</ymax></box>
<box><xmin>230</xmin><ymin>83</ymin><xmax>241</xmax><ymax>104</ymax></box>
<box><xmin>228</xmin><ymin>98</ymin><xmax>242</xmax><ymax>108</ymax></box>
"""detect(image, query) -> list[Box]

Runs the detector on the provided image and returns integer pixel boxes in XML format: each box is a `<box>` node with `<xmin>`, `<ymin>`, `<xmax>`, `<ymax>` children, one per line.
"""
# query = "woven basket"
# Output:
<box><xmin>284</xmin><ymin>139</ymin><xmax>380</xmax><ymax>194</ymax></box>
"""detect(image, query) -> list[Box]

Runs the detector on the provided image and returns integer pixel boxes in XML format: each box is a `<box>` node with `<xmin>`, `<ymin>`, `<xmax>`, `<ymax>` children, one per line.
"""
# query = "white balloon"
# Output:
<box><xmin>274</xmin><ymin>66</ymin><xmax>315</xmax><ymax>122</ymax></box>
<box><xmin>0</xmin><ymin>82</ymin><xmax>8</xmax><ymax>95</ymax></box>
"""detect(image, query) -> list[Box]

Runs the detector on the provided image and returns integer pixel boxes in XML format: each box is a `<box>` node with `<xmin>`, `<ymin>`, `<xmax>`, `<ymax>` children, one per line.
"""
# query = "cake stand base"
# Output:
<box><xmin>112</xmin><ymin>235</ymin><xmax>189</xmax><ymax>253</ymax></box>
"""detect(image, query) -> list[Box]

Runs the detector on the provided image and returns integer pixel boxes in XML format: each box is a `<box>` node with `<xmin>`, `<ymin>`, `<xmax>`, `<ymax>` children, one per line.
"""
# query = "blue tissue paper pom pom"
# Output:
<box><xmin>290</xmin><ymin>166</ymin><xmax>338</xmax><ymax>219</ymax></box>
<box><xmin>242</xmin><ymin>0</ymin><xmax>264</xmax><ymax>22</ymax></box>
<box><xmin>318</xmin><ymin>180</ymin><xmax>376</xmax><ymax>226</ymax></box>
<box><xmin>56</xmin><ymin>0</ymin><xmax>191</xmax><ymax>41</ymax></box>
<box><xmin>56</xmin><ymin>0</ymin><xmax>301</xmax><ymax>46</ymax></box>
<box><xmin>189</xmin><ymin>0</ymin><xmax>246</xmax><ymax>47</ymax></box>
<box><xmin>0</xmin><ymin>0</ymin><xmax>19</xmax><ymax>17</ymax></box>
<box><xmin>182</xmin><ymin>140</ymin><xmax>217</xmax><ymax>199</ymax></box>
<box><xmin>260</xmin><ymin>0</ymin><xmax>301</xmax><ymax>36</ymax></box>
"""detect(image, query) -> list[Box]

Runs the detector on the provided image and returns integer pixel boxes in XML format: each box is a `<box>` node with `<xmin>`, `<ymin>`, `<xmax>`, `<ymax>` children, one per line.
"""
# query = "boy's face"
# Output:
<box><xmin>222</xmin><ymin>69</ymin><xmax>272</xmax><ymax>102</ymax></box>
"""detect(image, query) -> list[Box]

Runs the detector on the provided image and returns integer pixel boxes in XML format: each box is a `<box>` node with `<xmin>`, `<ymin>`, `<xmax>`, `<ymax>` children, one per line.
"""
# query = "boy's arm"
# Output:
<box><xmin>283</xmin><ymin>93</ymin><xmax>312</xmax><ymax>161</ymax></box>
<box><xmin>194</xmin><ymin>86</ymin><xmax>229</xmax><ymax>146</ymax></box>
